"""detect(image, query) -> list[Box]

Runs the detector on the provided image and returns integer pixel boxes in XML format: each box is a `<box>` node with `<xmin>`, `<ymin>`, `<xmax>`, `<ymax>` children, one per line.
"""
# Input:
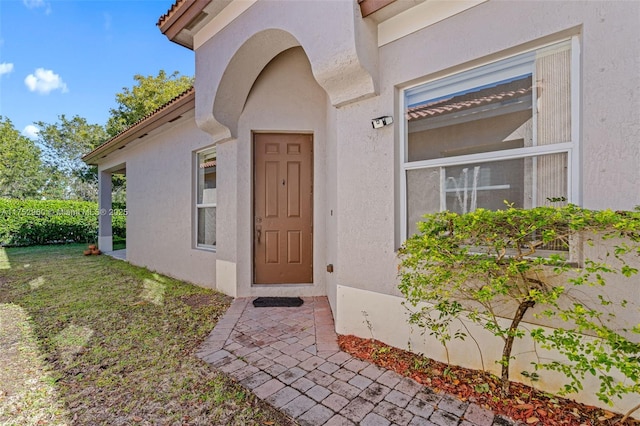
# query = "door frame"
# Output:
<box><xmin>252</xmin><ymin>131</ymin><xmax>314</xmax><ymax>285</ymax></box>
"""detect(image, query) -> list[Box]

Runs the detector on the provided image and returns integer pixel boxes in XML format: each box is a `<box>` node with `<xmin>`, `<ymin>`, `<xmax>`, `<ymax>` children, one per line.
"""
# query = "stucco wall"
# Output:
<box><xmin>325</xmin><ymin>100</ymin><xmax>339</xmax><ymax>313</ymax></box>
<box><xmin>88</xmin><ymin>2</ymin><xmax>639</xmax><ymax>413</ymax></box>
<box><xmin>97</xmin><ymin>115</ymin><xmax>218</xmax><ymax>288</ymax></box>
<box><xmin>188</xmin><ymin>0</ymin><xmax>638</xmax><ymax>319</ymax></box>
<box><xmin>194</xmin><ymin>0</ymin><xmax>377</xmax><ymax>140</ymax></box>
<box><xmin>224</xmin><ymin>47</ymin><xmax>332</xmax><ymax>297</ymax></box>
<box><xmin>334</xmin><ymin>0</ymin><xmax>640</xmax><ymax>294</ymax></box>
<box><xmin>214</xmin><ymin>134</ymin><xmax>238</xmax><ymax>296</ymax></box>
<box><xmin>335</xmin><ymin>285</ymin><xmax>638</xmax><ymax>416</ymax></box>
<box><xmin>330</xmin><ymin>0</ymin><xmax>639</xmax><ymax>414</ymax></box>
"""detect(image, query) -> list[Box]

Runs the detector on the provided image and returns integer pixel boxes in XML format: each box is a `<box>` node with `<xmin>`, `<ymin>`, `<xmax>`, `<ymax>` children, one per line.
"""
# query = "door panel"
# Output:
<box><xmin>264</xmin><ymin>231</ymin><xmax>279</xmax><ymax>264</ymax></box>
<box><xmin>287</xmin><ymin>231</ymin><xmax>302</xmax><ymax>264</ymax></box>
<box><xmin>287</xmin><ymin>162</ymin><xmax>301</xmax><ymax>217</ymax></box>
<box><xmin>265</xmin><ymin>162</ymin><xmax>279</xmax><ymax>218</ymax></box>
<box><xmin>254</xmin><ymin>133</ymin><xmax>313</xmax><ymax>284</ymax></box>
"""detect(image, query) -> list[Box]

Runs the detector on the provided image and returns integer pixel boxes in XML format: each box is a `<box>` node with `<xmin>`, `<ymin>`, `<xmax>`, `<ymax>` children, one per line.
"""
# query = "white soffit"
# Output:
<box><xmin>378</xmin><ymin>0</ymin><xmax>488</xmax><ymax>47</ymax></box>
<box><xmin>194</xmin><ymin>0</ymin><xmax>258</xmax><ymax>50</ymax></box>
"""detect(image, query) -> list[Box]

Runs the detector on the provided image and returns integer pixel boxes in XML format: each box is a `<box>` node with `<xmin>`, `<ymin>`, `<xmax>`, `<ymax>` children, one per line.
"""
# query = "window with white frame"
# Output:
<box><xmin>401</xmin><ymin>38</ymin><xmax>579</xmax><ymax>238</ymax></box>
<box><xmin>196</xmin><ymin>148</ymin><xmax>216</xmax><ymax>249</ymax></box>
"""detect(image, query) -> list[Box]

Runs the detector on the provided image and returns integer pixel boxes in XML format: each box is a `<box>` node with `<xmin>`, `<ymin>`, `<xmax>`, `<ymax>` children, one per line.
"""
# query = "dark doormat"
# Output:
<box><xmin>252</xmin><ymin>297</ymin><xmax>304</xmax><ymax>308</ymax></box>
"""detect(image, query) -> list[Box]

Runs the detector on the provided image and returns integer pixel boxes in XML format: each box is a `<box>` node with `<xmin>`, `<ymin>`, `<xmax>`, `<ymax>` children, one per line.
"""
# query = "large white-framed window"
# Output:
<box><xmin>196</xmin><ymin>147</ymin><xmax>217</xmax><ymax>250</ymax></box>
<box><xmin>400</xmin><ymin>37</ymin><xmax>580</xmax><ymax>238</ymax></box>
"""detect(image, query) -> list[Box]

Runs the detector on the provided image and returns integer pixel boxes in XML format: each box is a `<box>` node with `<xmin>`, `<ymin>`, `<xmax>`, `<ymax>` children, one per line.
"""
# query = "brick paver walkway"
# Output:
<box><xmin>196</xmin><ymin>297</ymin><xmax>515</xmax><ymax>426</ymax></box>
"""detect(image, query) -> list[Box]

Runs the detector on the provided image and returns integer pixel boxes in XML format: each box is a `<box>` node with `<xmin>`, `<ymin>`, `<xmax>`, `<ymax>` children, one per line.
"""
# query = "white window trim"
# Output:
<box><xmin>400</xmin><ymin>36</ymin><xmax>581</xmax><ymax>241</ymax></box>
<box><xmin>195</xmin><ymin>203</ymin><xmax>217</xmax><ymax>251</ymax></box>
<box><xmin>569</xmin><ymin>36</ymin><xmax>581</xmax><ymax>207</ymax></box>
<box><xmin>195</xmin><ymin>147</ymin><xmax>217</xmax><ymax>252</ymax></box>
<box><xmin>405</xmin><ymin>52</ymin><xmax>536</xmax><ymax>108</ymax></box>
<box><xmin>403</xmin><ymin>143</ymin><xmax>574</xmax><ymax>171</ymax></box>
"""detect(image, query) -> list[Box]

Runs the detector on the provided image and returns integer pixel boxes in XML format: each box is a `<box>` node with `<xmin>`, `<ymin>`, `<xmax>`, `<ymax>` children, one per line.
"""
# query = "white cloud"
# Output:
<box><xmin>22</xmin><ymin>125</ymin><xmax>40</xmax><ymax>140</ymax></box>
<box><xmin>23</xmin><ymin>0</ymin><xmax>51</xmax><ymax>14</ymax></box>
<box><xmin>23</xmin><ymin>0</ymin><xmax>44</xmax><ymax>8</ymax></box>
<box><xmin>24</xmin><ymin>68</ymin><xmax>68</xmax><ymax>94</ymax></box>
<box><xmin>0</xmin><ymin>63</ymin><xmax>14</xmax><ymax>76</ymax></box>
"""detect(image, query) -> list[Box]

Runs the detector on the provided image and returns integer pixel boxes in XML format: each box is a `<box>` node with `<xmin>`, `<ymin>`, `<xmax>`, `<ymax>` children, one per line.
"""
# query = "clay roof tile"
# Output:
<box><xmin>82</xmin><ymin>86</ymin><xmax>194</xmax><ymax>162</ymax></box>
<box><xmin>157</xmin><ymin>0</ymin><xmax>186</xmax><ymax>27</ymax></box>
<box><xmin>407</xmin><ymin>76</ymin><xmax>532</xmax><ymax>121</ymax></box>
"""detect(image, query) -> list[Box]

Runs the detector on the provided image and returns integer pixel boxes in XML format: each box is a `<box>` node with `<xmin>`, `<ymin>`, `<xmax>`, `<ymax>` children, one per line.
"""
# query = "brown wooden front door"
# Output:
<box><xmin>254</xmin><ymin>133</ymin><xmax>313</xmax><ymax>284</ymax></box>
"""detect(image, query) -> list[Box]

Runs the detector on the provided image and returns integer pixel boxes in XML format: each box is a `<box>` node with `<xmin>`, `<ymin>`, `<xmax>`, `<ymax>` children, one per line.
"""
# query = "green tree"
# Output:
<box><xmin>106</xmin><ymin>70</ymin><xmax>193</xmax><ymax>137</ymax></box>
<box><xmin>0</xmin><ymin>116</ymin><xmax>45</xmax><ymax>199</ymax></box>
<box><xmin>399</xmin><ymin>205</ymin><xmax>640</xmax><ymax>404</ymax></box>
<box><xmin>36</xmin><ymin>115</ymin><xmax>107</xmax><ymax>201</ymax></box>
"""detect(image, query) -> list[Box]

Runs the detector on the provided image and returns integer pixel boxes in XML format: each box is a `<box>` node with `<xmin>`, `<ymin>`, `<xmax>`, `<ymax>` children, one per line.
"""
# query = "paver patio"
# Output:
<box><xmin>196</xmin><ymin>297</ymin><xmax>515</xmax><ymax>426</ymax></box>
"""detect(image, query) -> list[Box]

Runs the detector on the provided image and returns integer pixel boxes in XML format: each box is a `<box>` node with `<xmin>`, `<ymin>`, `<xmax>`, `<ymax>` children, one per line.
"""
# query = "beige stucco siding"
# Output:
<box><xmin>330</xmin><ymin>1</ymin><xmax>639</xmax><ymax>414</ymax></box>
<box><xmin>333</xmin><ymin>0</ymin><xmax>640</xmax><ymax>298</ymax></box>
<box><xmin>384</xmin><ymin>0</ymin><xmax>639</xmax><ymax>210</ymax></box>
<box><xmin>92</xmin><ymin>0</ymin><xmax>639</xmax><ymax>414</ymax></box>
<box><xmin>98</xmin><ymin>115</ymin><xmax>217</xmax><ymax>288</ymax></box>
<box><xmin>220</xmin><ymin>47</ymin><xmax>331</xmax><ymax>298</ymax></box>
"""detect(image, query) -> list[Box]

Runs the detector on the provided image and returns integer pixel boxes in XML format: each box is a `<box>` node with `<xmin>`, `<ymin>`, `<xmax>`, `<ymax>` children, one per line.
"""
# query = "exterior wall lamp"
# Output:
<box><xmin>371</xmin><ymin>116</ymin><xmax>393</xmax><ymax>129</ymax></box>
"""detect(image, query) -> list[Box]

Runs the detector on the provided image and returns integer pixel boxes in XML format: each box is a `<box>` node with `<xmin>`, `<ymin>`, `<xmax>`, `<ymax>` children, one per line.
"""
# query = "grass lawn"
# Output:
<box><xmin>112</xmin><ymin>236</ymin><xmax>126</xmax><ymax>251</ymax></box>
<box><xmin>0</xmin><ymin>244</ymin><xmax>295</xmax><ymax>426</ymax></box>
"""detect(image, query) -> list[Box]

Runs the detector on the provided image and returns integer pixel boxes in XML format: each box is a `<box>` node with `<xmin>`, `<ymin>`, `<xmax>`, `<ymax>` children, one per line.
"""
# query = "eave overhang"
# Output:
<box><xmin>157</xmin><ymin>0</ymin><xmax>210</xmax><ymax>49</ymax></box>
<box><xmin>358</xmin><ymin>0</ymin><xmax>398</xmax><ymax>17</ymax></box>
<box><xmin>157</xmin><ymin>0</ymin><xmax>400</xmax><ymax>49</ymax></box>
<box><xmin>82</xmin><ymin>87</ymin><xmax>195</xmax><ymax>165</ymax></box>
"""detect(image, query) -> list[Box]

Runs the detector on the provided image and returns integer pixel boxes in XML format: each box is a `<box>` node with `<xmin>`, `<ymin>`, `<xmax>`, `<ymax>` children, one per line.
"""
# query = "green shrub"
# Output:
<box><xmin>112</xmin><ymin>204</ymin><xmax>126</xmax><ymax>239</ymax></box>
<box><xmin>399</xmin><ymin>204</ymin><xmax>640</xmax><ymax>404</ymax></box>
<box><xmin>0</xmin><ymin>199</ymin><xmax>126</xmax><ymax>246</ymax></box>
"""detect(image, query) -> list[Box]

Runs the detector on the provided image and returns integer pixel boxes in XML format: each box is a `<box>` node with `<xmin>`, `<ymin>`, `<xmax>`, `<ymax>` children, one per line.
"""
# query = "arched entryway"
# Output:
<box><xmin>194</xmin><ymin>12</ymin><xmax>378</xmax><ymax>299</ymax></box>
<box><xmin>233</xmin><ymin>45</ymin><xmax>330</xmax><ymax>295</ymax></box>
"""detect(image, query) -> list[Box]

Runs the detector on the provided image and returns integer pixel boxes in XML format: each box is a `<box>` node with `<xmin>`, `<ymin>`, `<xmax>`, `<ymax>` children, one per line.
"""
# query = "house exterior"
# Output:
<box><xmin>83</xmin><ymin>0</ymin><xmax>640</xmax><ymax>414</ymax></box>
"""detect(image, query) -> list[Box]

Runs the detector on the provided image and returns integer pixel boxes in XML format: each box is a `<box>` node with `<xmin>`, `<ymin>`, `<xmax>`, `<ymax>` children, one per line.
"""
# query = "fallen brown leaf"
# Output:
<box><xmin>600</xmin><ymin>411</ymin><xmax>616</xmax><ymax>420</ymax></box>
<box><xmin>338</xmin><ymin>334</ymin><xmax>631</xmax><ymax>426</ymax></box>
<box><xmin>517</xmin><ymin>404</ymin><xmax>534</xmax><ymax>410</ymax></box>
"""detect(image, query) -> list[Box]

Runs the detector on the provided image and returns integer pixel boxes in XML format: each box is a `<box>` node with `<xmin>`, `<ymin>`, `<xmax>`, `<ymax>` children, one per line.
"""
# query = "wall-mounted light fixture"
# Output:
<box><xmin>371</xmin><ymin>115</ymin><xmax>393</xmax><ymax>129</ymax></box>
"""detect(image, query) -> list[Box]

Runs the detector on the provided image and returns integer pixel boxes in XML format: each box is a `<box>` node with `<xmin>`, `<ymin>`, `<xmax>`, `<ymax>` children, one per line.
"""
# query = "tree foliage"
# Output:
<box><xmin>0</xmin><ymin>198</ymin><xmax>126</xmax><ymax>246</ymax></box>
<box><xmin>106</xmin><ymin>70</ymin><xmax>193</xmax><ymax>137</ymax></box>
<box><xmin>36</xmin><ymin>115</ymin><xmax>106</xmax><ymax>173</ymax></box>
<box><xmin>35</xmin><ymin>115</ymin><xmax>108</xmax><ymax>201</ymax></box>
<box><xmin>1</xmin><ymin>70</ymin><xmax>192</xmax><ymax>201</ymax></box>
<box><xmin>0</xmin><ymin>116</ymin><xmax>46</xmax><ymax>199</ymax></box>
<box><xmin>398</xmin><ymin>204</ymin><xmax>640</xmax><ymax>405</ymax></box>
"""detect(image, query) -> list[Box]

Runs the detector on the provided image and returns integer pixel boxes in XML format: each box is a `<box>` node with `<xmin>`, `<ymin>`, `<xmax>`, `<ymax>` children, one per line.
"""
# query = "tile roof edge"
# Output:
<box><xmin>157</xmin><ymin>0</ymin><xmax>186</xmax><ymax>28</ymax></box>
<box><xmin>406</xmin><ymin>77</ymin><xmax>533</xmax><ymax>121</ymax></box>
<box><xmin>82</xmin><ymin>86</ymin><xmax>195</xmax><ymax>164</ymax></box>
<box><xmin>157</xmin><ymin>0</ymin><xmax>209</xmax><ymax>48</ymax></box>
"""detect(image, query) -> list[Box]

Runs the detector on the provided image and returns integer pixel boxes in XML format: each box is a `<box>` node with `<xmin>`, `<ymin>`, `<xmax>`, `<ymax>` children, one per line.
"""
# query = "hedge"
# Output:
<box><xmin>0</xmin><ymin>199</ymin><xmax>126</xmax><ymax>246</ymax></box>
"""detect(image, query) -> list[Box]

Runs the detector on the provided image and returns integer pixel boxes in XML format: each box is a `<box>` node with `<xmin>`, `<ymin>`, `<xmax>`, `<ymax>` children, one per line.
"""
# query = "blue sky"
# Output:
<box><xmin>0</xmin><ymin>0</ymin><xmax>194</xmax><ymax>139</ymax></box>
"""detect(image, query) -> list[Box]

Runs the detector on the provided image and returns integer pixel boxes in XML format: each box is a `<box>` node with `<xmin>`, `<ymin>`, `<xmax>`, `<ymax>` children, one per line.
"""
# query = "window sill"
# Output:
<box><xmin>195</xmin><ymin>245</ymin><xmax>217</xmax><ymax>253</ymax></box>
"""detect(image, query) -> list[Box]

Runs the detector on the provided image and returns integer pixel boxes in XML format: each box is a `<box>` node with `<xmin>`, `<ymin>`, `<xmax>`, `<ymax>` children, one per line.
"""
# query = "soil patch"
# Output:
<box><xmin>181</xmin><ymin>293</ymin><xmax>227</xmax><ymax>308</ymax></box>
<box><xmin>339</xmin><ymin>335</ymin><xmax>637</xmax><ymax>426</ymax></box>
